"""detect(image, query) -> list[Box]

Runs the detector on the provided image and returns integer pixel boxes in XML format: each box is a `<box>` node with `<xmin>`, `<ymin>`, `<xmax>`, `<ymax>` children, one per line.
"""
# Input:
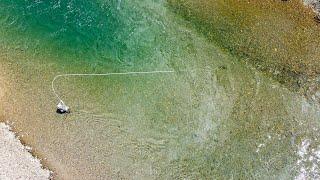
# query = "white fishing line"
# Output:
<box><xmin>52</xmin><ymin>70</ymin><xmax>175</xmax><ymax>113</ymax></box>
<box><xmin>117</xmin><ymin>0</ymin><xmax>122</xmax><ymax>10</ymax></box>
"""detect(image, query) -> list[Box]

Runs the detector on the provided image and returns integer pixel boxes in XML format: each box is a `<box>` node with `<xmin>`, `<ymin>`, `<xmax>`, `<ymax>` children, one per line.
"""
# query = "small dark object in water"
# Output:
<box><xmin>56</xmin><ymin>101</ymin><xmax>70</xmax><ymax>114</ymax></box>
<box><xmin>218</xmin><ymin>65</ymin><xmax>227</xmax><ymax>70</ymax></box>
<box><xmin>56</xmin><ymin>108</ymin><xmax>70</xmax><ymax>114</ymax></box>
<box><xmin>314</xmin><ymin>16</ymin><xmax>320</xmax><ymax>23</ymax></box>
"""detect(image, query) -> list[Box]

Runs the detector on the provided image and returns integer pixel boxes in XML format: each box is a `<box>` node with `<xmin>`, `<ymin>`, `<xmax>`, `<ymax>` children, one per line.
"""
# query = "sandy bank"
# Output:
<box><xmin>0</xmin><ymin>123</ymin><xmax>51</xmax><ymax>180</ymax></box>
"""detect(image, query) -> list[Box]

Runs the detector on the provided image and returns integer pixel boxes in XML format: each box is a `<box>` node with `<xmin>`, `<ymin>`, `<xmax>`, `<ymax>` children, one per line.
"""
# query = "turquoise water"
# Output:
<box><xmin>0</xmin><ymin>0</ymin><xmax>172</xmax><ymax>67</ymax></box>
<box><xmin>1</xmin><ymin>0</ymin><xmax>320</xmax><ymax>179</ymax></box>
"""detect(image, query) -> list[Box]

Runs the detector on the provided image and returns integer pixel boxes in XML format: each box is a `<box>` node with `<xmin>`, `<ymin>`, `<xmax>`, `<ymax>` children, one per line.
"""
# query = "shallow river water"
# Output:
<box><xmin>1</xmin><ymin>0</ymin><xmax>320</xmax><ymax>179</ymax></box>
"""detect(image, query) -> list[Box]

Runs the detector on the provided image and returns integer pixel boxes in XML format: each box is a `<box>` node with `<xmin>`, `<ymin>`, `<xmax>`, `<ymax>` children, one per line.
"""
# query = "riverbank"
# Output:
<box><xmin>0</xmin><ymin>51</ymin><xmax>50</xmax><ymax>179</ymax></box>
<box><xmin>167</xmin><ymin>0</ymin><xmax>320</xmax><ymax>101</ymax></box>
<box><xmin>1</xmin><ymin>0</ymin><xmax>320</xmax><ymax>179</ymax></box>
<box><xmin>0</xmin><ymin>123</ymin><xmax>50</xmax><ymax>179</ymax></box>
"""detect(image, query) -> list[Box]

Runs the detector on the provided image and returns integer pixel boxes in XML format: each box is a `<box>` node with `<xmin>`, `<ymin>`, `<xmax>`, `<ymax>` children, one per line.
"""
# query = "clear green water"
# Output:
<box><xmin>1</xmin><ymin>0</ymin><xmax>320</xmax><ymax>179</ymax></box>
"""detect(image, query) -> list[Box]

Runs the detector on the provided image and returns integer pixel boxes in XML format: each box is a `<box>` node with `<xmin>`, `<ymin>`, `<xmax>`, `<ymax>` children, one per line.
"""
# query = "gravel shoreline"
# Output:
<box><xmin>304</xmin><ymin>0</ymin><xmax>320</xmax><ymax>17</ymax></box>
<box><xmin>0</xmin><ymin>123</ymin><xmax>51</xmax><ymax>180</ymax></box>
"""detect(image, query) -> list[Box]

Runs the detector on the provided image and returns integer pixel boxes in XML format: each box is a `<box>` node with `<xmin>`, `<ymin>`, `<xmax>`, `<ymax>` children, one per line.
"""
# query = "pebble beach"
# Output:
<box><xmin>0</xmin><ymin>123</ymin><xmax>50</xmax><ymax>180</ymax></box>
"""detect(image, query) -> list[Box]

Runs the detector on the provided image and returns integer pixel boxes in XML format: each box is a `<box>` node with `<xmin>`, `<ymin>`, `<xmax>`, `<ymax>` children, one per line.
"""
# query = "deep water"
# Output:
<box><xmin>0</xmin><ymin>0</ymin><xmax>168</xmax><ymax>66</ymax></box>
<box><xmin>1</xmin><ymin>0</ymin><xmax>320</xmax><ymax>179</ymax></box>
